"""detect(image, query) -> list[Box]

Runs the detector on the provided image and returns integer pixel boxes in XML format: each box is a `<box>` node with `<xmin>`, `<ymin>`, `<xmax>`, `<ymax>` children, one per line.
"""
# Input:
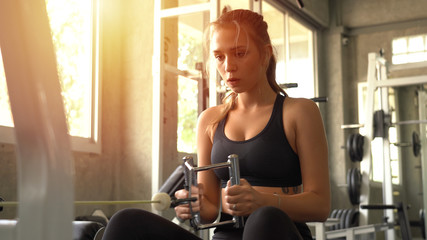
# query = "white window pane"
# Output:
<box><xmin>391</xmin><ymin>160</ymin><xmax>400</xmax><ymax>185</ymax></box>
<box><xmin>177</xmin><ymin>76</ymin><xmax>198</xmax><ymax>153</ymax></box>
<box><xmin>289</xmin><ymin>18</ymin><xmax>310</xmax><ymax>59</ymax></box>
<box><xmin>408</xmin><ymin>36</ymin><xmax>424</xmax><ymax>52</ymax></box>
<box><xmin>372</xmin><ymin>138</ymin><xmax>384</xmax><ymax>182</ymax></box>
<box><xmin>263</xmin><ymin>1</ymin><xmax>286</xmax><ymax>84</ymax></box>
<box><xmin>408</xmin><ymin>52</ymin><xmax>426</xmax><ymax>63</ymax></box>
<box><xmin>0</xmin><ymin>49</ymin><xmax>13</xmax><ymax>127</ymax></box>
<box><xmin>45</xmin><ymin>0</ymin><xmax>93</xmax><ymax>138</ymax></box>
<box><xmin>286</xmin><ymin>17</ymin><xmax>314</xmax><ymax>98</ymax></box>
<box><xmin>392</xmin><ymin>54</ymin><xmax>408</xmax><ymax>64</ymax></box>
<box><xmin>392</xmin><ymin>38</ymin><xmax>407</xmax><ymax>54</ymax></box>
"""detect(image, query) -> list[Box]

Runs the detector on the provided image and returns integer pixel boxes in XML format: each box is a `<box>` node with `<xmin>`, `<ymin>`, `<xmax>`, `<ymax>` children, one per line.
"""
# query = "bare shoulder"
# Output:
<box><xmin>284</xmin><ymin>96</ymin><xmax>321</xmax><ymax>120</ymax></box>
<box><xmin>197</xmin><ymin>105</ymin><xmax>223</xmax><ymax>139</ymax></box>
<box><xmin>198</xmin><ymin>105</ymin><xmax>223</xmax><ymax>124</ymax></box>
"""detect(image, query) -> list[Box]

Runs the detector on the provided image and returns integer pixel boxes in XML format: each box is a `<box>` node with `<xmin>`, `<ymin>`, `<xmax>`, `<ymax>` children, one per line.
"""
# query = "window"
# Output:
<box><xmin>0</xmin><ymin>0</ymin><xmax>100</xmax><ymax>153</ymax></box>
<box><xmin>263</xmin><ymin>1</ymin><xmax>316</xmax><ymax>99</ymax></box>
<box><xmin>392</xmin><ymin>34</ymin><xmax>427</xmax><ymax>64</ymax></box>
<box><xmin>176</xmin><ymin>14</ymin><xmax>205</xmax><ymax>153</ymax></box>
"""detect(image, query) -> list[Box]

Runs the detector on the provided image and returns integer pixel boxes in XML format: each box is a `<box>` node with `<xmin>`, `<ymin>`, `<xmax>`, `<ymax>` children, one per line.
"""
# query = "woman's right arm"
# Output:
<box><xmin>174</xmin><ymin>108</ymin><xmax>221</xmax><ymax>223</ymax></box>
<box><xmin>196</xmin><ymin>108</ymin><xmax>222</xmax><ymax>223</ymax></box>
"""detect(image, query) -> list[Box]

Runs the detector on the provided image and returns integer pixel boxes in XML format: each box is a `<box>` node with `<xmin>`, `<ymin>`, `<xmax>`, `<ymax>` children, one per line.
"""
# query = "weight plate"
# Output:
<box><xmin>334</xmin><ymin>209</ymin><xmax>344</xmax><ymax>230</ymax></box>
<box><xmin>413</xmin><ymin>131</ymin><xmax>421</xmax><ymax>157</ymax></box>
<box><xmin>344</xmin><ymin>208</ymin><xmax>355</xmax><ymax>229</ymax></box>
<box><xmin>340</xmin><ymin>209</ymin><xmax>350</xmax><ymax>230</ymax></box>
<box><xmin>330</xmin><ymin>209</ymin><xmax>339</xmax><ymax>230</ymax></box>
<box><xmin>347</xmin><ymin>134</ymin><xmax>356</xmax><ymax>162</ymax></box>
<box><xmin>347</xmin><ymin>168</ymin><xmax>355</xmax><ymax>205</ymax></box>
<box><xmin>354</xmin><ymin>134</ymin><xmax>364</xmax><ymax>162</ymax></box>
<box><xmin>351</xmin><ymin>168</ymin><xmax>361</xmax><ymax>205</ymax></box>
<box><xmin>346</xmin><ymin>208</ymin><xmax>359</xmax><ymax>228</ymax></box>
<box><xmin>0</xmin><ymin>197</ymin><xmax>3</xmax><ymax>212</ymax></box>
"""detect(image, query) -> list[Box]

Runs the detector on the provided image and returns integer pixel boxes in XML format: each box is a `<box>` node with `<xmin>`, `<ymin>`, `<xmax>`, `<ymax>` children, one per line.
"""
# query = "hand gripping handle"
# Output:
<box><xmin>182</xmin><ymin>156</ymin><xmax>201</xmax><ymax>228</ymax></box>
<box><xmin>228</xmin><ymin>154</ymin><xmax>244</xmax><ymax>228</ymax></box>
<box><xmin>182</xmin><ymin>154</ymin><xmax>244</xmax><ymax>231</ymax></box>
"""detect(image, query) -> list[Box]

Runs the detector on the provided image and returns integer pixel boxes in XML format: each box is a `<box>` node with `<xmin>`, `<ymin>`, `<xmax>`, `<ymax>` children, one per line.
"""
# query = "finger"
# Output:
<box><xmin>174</xmin><ymin>189</ymin><xmax>188</xmax><ymax>199</ymax></box>
<box><xmin>239</xmin><ymin>178</ymin><xmax>249</xmax><ymax>186</ymax></box>
<box><xmin>225</xmin><ymin>183</ymin><xmax>241</xmax><ymax>196</ymax></box>
<box><xmin>228</xmin><ymin>203</ymin><xmax>244</xmax><ymax>216</ymax></box>
<box><xmin>175</xmin><ymin>209</ymin><xmax>193</xmax><ymax>220</ymax></box>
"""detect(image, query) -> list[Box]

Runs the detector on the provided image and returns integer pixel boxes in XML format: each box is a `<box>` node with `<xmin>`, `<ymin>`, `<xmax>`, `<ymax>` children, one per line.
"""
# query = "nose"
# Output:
<box><xmin>225</xmin><ymin>56</ymin><xmax>237</xmax><ymax>72</ymax></box>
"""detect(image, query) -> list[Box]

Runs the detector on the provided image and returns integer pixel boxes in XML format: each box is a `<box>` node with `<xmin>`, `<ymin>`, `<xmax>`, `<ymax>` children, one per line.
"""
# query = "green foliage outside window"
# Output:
<box><xmin>177</xmin><ymin>32</ymin><xmax>203</xmax><ymax>153</ymax></box>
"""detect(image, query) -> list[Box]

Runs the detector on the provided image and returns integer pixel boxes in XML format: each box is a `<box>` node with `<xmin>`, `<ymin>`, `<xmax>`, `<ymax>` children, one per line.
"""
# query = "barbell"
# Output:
<box><xmin>342</xmin><ymin>110</ymin><xmax>427</xmax><ymax>131</ymax></box>
<box><xmin>345</xmin><ymin>131</ymin><xmax>421</xmax><ymax>162</ymax></box>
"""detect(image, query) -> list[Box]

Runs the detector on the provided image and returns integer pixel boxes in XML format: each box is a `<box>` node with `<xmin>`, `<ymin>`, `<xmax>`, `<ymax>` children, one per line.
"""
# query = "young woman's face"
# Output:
<box><xmin>211</xmin><ymin>26</ymin><xmax>266</xmax><ymax>94</ymax></box>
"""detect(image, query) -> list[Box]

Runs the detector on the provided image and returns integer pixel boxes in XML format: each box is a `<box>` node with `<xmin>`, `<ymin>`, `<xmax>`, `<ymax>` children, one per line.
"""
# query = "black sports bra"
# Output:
<box><xmin>211</xmin><ymin>94</ymin><xmax>302</xmax><ymax>188</ymax></box>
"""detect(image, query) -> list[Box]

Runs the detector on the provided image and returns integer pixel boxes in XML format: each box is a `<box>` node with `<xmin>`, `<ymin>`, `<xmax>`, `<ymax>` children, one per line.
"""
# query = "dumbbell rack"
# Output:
<box><xmin>359</xmin><ymin>52</ymin><xmax>427</xmax><ymax>240</ymax></box>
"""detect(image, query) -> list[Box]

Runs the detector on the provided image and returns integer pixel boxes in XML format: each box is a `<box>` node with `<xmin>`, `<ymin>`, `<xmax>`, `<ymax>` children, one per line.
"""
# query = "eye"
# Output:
<box><xmin>214</xmin><ymin>54</ymin><xmax>225</xmax><ymax>62</ymax></box>
<box><xmin>236</xmin><ymin>51</ymin><xmax>246</xmax><ymax>58</ymax></box>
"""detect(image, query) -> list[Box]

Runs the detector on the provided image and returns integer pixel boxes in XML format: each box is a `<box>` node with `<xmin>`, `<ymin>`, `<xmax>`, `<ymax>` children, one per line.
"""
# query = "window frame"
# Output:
<box><xmin>0</xmin><ymin>0</ymin><xmax>102</xmax><ymax>154</ymax></box>
<box><xmin>263</xmin><ymin>0</ymin><xmax>319</xmax><ymax>99</ymax></box>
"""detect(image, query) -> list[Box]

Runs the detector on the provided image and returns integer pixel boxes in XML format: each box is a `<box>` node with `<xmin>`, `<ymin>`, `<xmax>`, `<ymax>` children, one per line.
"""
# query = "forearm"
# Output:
<box><xmin>199</xmin><ymin>193</ymin><xmax>220</xmax><ymax>223</ymax></box>
<box><xmin>259</xmin><ymin>191</ymin><xmax>330</xmax><ymax>222</ymax></box>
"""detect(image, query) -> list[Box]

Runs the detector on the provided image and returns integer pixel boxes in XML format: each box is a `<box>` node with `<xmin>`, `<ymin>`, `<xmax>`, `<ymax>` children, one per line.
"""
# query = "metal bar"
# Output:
<box><xmin>160</xmin><ymin>3</ymin><xmax>211</xmax><ymax>18</ymax></box>
<box><xmin>193</xmin><ymin>162</ymin><xmax>231</xmax><ymax>172</ymax></box>
<box><xmin>378</xmin><ymin>60</ymin><xmax>395</xmax><ymax>240</ymax></box>
<box><xmin>342</xmin><ymin>119</ymin><xmax>427</xmax><ymax>129</ymax></box>
<box><xmin>418</xmin><ymin>90</ymin><xmax>427</xmax><ymax>238</ymax></box>
<box><xmin>197</xmin><ymin>220</ymin><xmax>236</xmax><ymax>230</ymax></box>
<box><xmin>341</xmin><ymin>123</ymin><xmax>365</xmax><ymax>129</ymax></box>
<box><xmin>376</xmin><ymin>75</ymin><xmax>427</xmax><ymax>88</ymax></box>
<box><xmin>209</xmin><ymin>0</ymin><xmax>220</xmax><ymax>108</ymax></box>
<box><xmin>389</xmin><ymin>61</ymin><xmax>427</xmax><ymax>72</ymax></box>
<box><xmin>359</xmin><ymin>52</ymin><xmax>377</xmax><ymax>226</ymax></box>
<box><xmin>152</xmin><ymin>0</ymin><xmax>163</xmax><ymax>200</ymax></box>
<box><xmin>393</xmin><ymin>119</ymin><xmax>427</xmax><ymax>125</ymax></box>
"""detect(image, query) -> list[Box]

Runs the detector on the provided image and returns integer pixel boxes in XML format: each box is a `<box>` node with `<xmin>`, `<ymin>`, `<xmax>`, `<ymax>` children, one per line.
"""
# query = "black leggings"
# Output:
<box><xmin>101</xmin><ymin>206</ymin><xmax>312</xmax><ymax>240</ymax></box>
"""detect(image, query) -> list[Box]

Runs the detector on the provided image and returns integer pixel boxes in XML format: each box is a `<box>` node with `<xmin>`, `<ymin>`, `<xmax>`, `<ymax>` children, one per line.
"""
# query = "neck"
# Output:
<box><xmin>236</xmin><ymin>86</ymin><xmax>277</xmax><ymax>110</ymax></box>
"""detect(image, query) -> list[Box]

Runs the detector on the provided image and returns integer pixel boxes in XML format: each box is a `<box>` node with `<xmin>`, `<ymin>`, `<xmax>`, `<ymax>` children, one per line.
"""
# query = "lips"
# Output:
<box><xmin>226</xmin><ymin>78</ymin><xmax>239</xmax><ymax>86</ymax></box>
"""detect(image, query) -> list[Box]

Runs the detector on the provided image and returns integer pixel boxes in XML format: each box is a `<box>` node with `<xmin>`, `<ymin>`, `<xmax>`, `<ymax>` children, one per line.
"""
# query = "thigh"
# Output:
<box><xmin>212</xmin><ymin>229</ymin><xmax>243</xmax><ymax>240</ymax></box>
<box><xmin>102</xmin><ymin>208</ymin><xmax>201</xmax><ymax>240</ymax></box>
<box><xmin>242</xmin><ymin>206</ymin><xmax>305</xmax><ymax>240</ymax></box>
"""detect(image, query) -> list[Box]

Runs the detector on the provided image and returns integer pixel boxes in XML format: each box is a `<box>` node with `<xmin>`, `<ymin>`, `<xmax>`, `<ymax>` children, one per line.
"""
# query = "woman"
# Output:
<box><xmin>102</xmin><ymin>9</ymin><xmax>330</xmax><ymax>240</ymax></box>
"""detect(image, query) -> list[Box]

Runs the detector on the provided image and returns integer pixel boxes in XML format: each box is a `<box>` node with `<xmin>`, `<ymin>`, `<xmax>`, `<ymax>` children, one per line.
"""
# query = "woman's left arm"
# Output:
<box><xmin>279</xmin><ymin>98</ymin><xmax>330</xmax><ymax>222</ymax></box>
